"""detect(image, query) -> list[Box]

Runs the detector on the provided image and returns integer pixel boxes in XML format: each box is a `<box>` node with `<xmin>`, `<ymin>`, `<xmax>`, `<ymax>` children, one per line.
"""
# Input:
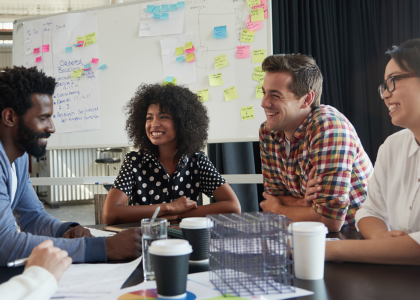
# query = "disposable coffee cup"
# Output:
<box><xmin>180</xmin><ymin>217</ymin><xmax>212</xmax><ymax>262</ymax></box>
<box><xmin>149</xmin><ymin>239</ymin><xmax>192</xmax><ymax>299</ymax></box>
<box><xmin>292</xmin><ymin>222</ymin><xmax>328</xmax><ymax>280</ymax></box>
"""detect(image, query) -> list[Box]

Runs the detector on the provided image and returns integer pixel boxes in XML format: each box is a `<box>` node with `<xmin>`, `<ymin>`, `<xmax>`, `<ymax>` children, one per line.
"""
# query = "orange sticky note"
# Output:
<box><xmin>186</xmin><ymin>53</ymin><xmax>195</xmax><ymax>62</ymax></box>
<box><xmin>42</xmin><ymin>45</ymin><xmax>49</xmax><ymax>52</ymax></box>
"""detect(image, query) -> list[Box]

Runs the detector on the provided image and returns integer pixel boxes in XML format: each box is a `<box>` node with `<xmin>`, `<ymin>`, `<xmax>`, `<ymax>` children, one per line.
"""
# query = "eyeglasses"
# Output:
<box><xmin>378</xmin><ymin>73</ymin><xmax>418</xmax><ymax>99</ymax></box>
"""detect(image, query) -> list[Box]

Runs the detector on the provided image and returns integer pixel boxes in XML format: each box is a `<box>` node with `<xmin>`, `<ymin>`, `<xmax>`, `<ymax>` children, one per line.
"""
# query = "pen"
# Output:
<box><xmin>7</xmin><ymin>257</ymin><xmax>29</xmax><ymax>267</ymax></box>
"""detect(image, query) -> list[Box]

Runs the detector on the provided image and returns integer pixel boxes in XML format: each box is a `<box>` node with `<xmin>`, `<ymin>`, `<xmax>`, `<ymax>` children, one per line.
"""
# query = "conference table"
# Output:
<box><xmin>1</xmin><ymin>227</ymin><xmax>419</xmax><ymax>299</ymax></box>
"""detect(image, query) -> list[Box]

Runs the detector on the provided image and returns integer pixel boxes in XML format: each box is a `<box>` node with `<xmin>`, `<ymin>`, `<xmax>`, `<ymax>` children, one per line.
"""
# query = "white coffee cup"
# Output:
<box><xmin>292</xmin><ymin>222</ymin><xmax>328</xmax><ymax>280</ymax></box>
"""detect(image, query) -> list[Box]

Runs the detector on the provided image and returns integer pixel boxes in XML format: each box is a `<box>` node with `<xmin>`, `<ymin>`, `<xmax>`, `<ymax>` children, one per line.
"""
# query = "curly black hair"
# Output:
<box><xmin>125</xmin><ymin>83</ymin><xmax>209</xmax><ymax>158</ymax></box>
<box><xmin>0</xmin><ymin>66</ymin><xmax>56</xmax><ymax>117</ymax></box>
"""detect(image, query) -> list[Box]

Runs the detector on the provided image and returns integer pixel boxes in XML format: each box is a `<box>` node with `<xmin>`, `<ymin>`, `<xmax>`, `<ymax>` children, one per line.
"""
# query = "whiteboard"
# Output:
<box><xmin>13</xmin><ymin>0</ymin><xmax>272</xmax><ymax>149</ymax></box>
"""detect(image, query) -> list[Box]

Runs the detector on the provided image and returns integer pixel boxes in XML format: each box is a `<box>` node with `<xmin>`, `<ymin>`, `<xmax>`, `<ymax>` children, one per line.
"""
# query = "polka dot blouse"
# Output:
<box><xmin>111</xmin><ymin>151</ymin><xmax>226</xmax><ymax>206</ymax></box>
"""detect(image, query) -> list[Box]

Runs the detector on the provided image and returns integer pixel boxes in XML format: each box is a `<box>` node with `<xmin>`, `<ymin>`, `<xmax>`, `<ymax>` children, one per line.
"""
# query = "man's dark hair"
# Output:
<box><xmin>0</xmin><ymin>66</ymin><xmax>56</xmax><ymax>117</ymax></box>
<box><xmin>386</xmin><ymin>39</ymin><xmax>420</xmax><ymax>74</ymax></box>
<box><xmin>125</xmin><ymin>83</ymin><xmax>209</xmax><ymax>158</ymax></box>
<box><xmin>262</xmin><ymin>54</ymin><xmax>323</xmax><ymax>108</ymax></box>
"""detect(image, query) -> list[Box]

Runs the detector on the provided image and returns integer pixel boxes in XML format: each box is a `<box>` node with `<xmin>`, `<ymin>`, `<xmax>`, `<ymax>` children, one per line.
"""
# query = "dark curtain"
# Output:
<box><xmin>208</xmin><ymin>0</ymin><xmax>420</xmax><ymax>212</ymax></box>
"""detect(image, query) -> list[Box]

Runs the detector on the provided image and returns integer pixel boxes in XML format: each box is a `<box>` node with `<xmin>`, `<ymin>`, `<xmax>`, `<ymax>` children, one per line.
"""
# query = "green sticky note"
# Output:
<box><xmin>241</xmin><ymin>105</ymin><xmax>255</xmax><ymax>120</ymax></box>
<box><xmin>71</xmin><ymin>69</ymin><xmax>83</xmax><ymax>79</ymax></box>
<box><xmin>253</xmin><ymin>70</ymin><xmax>265</xmax><ymax>82</ymax></box>
<box><xmin>223</xmin><ymin>86</ymin><xmax>239</xmax><ymax>101</ymax></box>
<box><xmin>185</xmin><ymin>41</ymin><xmax>193</xmax><ymax>50</ymax></box>
<box><xmin>163</xmin><ymin>77</ymin><xmax>177</xmax><ymax>85</ymax></box>
<box><xmin>246</xmin><ymin>0</ymin><xmax>261</xmax><ymax>7</ymax></box>
<box><xmin>176</xmin><ymin>47</ymin><xmax>184</xmax><ymax>55</ymax></box>
<box><xmin>214</xmin><ymin>54</ymin><xmax>228</xmax><ymax>69</ymax></box>
<box><xmin>84</xmin><ymin>32</ymin><xmax>97</xmax><ymax>46</ymax></box>
<box><xmin>252</xmin><ymin>49</ymin><xmax>266</xmax><ymax>63</ymax></box>
<box><xmin>240</xmin><ymin>29</ymin><xmax>255</xmax><ymax>43</ymax></box>
<box><xmin>197</xmin><ymin>89</ymin><xmax>209</xmax><ymax>101</ymax></box>
<box><xmin>256</xmin><ymin>84</ymin><xmax>263</xmax><ymax>98</ymax></box>
<box><xmin>251</xmin><ymin>8</ymin><xmax>264</xmax><ymax>22</ymax></box>
<box><xmin>209</xmin><ymin>73</ymin><xmax>223</xmax><ymax>86</ymax></box>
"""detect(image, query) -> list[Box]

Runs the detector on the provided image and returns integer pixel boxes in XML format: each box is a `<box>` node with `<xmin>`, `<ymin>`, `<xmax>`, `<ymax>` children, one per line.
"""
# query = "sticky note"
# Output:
<box><xmin>185</xmin><ymin>46</ymin><xmax>195</xmax><ymax>54</ymax></box>
<box><xmin>241</xmin><ymin>106</ymin><xmax>255</xmax><ymax>120</ymax></box>
<box><xmin>185</xmin><ymin>41</ymin><xmax>193</xmax><ymax>50</ymax></box>
<box><xmin>42</xmin><ymin>44</ymin><xmax>49</xmax><ymax>52</ymax></box>
<box><xmin>163</xmin><ymin>77</ymin><xmax>177</xmax><ymax>85</ymax></box>
<box><xmin>236</xmin><ymin>45</ymin><xmax>250</xmax><ymax>59</ymax></box>
<box><xmin>169</xmin><ymin>4</ymin><xmax>177</xmax><ymax>10</ymax></box>
<box><xmin>84</xmin><ymin>32</ymin><xmax>97</xmax><ymax>46</ymax></box>
<box><xmin>213</xmin><ymin>26</ymin><xmax>227</xmax><ymax>39</ymax></box>
<box><xmin>91</xmin><ymin>58</ymin><xmax>99</xmax><ymax>63</ymax></box>
<box><xmin>84</xmin><ymin>63</ymin><xmax>91</xmax><ymax>69</ymax></box>
<box><xmin>246</xmin><ymin>19</ymin><xmax>263</xmax><ymax>31</ymax></box>
<box><xmin>256</xmin><ymin>84</ymin><xmax>264</xmax><ymax>98</ymax></box>
<box><xmin>177</xmin><ymin>1</ymin><xmax>185</xmax><ymax>8</ymax></box>
<box><xmin>98</xmin><ymin>64</ymin><xmax>107</xmax><ymax>69</ymax></box>
<box><xmin>153</xmin><ymin>14</ymin><xmax>161</xmax><ymax>19</ymax></box>
<box><xmin>176</xmin><ymin>47</ymin><xmax>184</xmax><ymax>55</ymax></box>
<box><xmin>76</xmin><ymin>36</ymin><xmax>85</xmax><ymax>47</ymax></box>
<box><xmin>246</xmin><ymin>0</ymin><xmax>261</xmax><ymax>7</ymax></box>
<box><xmin>176</xmin><ymin>56</ymin><xmax>184</xmax><ymax>62</ymax></box>
<box><xmin>251</xmin><ymin>8</ymin><xmax>264</xmax><ymax>22</ymax></box>
<box><xmin>164</xmin><ymin>76</ymin><xmax>174</xmax><ymax>82</ymax></box>
<box><xmin>209</xmin><ymin>73</ymin><xmax>223</xmax><ymax>86</ymax></box>
<box><xmin>64</xmin><ymin>46</ymin><xmax>72</xmax><ymax>52</ymax></box>
<box><xmin>240</xmin><ymin>29</ymin><xmax>255</xmax><ymax>43</ymax></box>
<box><xmin>223</xmin><ymin>86</ymin><xmax>239</xmax><ymax>101</ymax></box>
<box><xmin>146</xmin><ymin>5</ymin><xmax>154</xmax><ymax>12</ymax></box>
<box><xmin>197</xmin><ymin>89</ymin><xmax>209</xmax><ymax>101</ymax></box>
<box><xmin>71</xmin><ymin>69</ymin><xmax>83</xmax><ymax>79</ymax></box>
<box><xmin>161</xmin><ymin>5</ymin><xmax>169</xmax><ymax>12</ymax></box>
<box><xmin>82</xmin><ymin>67</ymin><xmax>91</xmax><ymax>71</ymax></box>
<box><xmin>153</xmin><ymin>6</ymin><xmax>160</xmax><ymax>13</ymax></box>
<box><xmin>254</xmin><ymin>66</ymin><xmax>264</xmax><ymax>72</ymax></box>
<box><xmin>35</xmin><ymin>56</ymin><xmax>42</xmax><ymax>63</ymax></box>
<box><xmin>74</xmin><ymin>42</ymin><xmax>84</xmax><ymax>47</ymax></box>
<box><xmin>161</xmin><ymin>13</ymin><xmax>169</xmax><ymax>19</ymax></box>
<box><xmin>33</xmin><ymin>48</ymin><xmax>40</xmax><ymax>54</ymax></box>
<box><xmin>186</xmin><ymin>53</ymin><xmax>195</xmax><ymax>62</ymax></box>
<box><xmin>253</xmin><ymin>71</ymin><xmax>265</xmax><ymax>82</ymax></box>
<box><xmin>214</xmin><ymin>54</ymin><xmax>228</xmax><ymax>69</ymax></box>
<box><xmin>252</xmin><ymin>49</ymin><xmax>266</xmax><ymax>63</ymax></box>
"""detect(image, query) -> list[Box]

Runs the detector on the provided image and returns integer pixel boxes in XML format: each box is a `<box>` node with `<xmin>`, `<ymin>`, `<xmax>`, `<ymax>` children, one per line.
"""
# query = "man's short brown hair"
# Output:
<box><xmin>262</xmin><ymin>54</ymin><xmax>323</xmax><ymax>108</ymax></box>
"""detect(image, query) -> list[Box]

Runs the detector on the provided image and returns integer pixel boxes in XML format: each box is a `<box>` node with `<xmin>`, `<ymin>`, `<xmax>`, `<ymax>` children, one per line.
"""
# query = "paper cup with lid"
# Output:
<box><xmin>149</xmin><ymin>239</ymin><xmax>192</xmax><ymax>299</ymax></box>
<box><xmin>292</xmin><ymin>222</ymin><xmax>328</xmax><ymax>280</ymax></box>
<box><xmin>179</xmin><ymin>217</ymin><xmax>213</xmax><ymax>262</ymax></box>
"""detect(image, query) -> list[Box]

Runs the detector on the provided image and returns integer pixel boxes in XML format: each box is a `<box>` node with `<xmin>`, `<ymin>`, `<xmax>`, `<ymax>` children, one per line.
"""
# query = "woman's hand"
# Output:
<box><xmin>165</xmin><ymin>196</ymin><xmax>197</xmax><ymax>214</ymax></box>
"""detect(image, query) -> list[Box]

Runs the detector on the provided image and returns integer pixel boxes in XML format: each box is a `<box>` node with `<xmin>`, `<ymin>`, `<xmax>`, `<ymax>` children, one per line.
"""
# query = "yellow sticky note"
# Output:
<box><xmin>197</xmin><ymin>89</ymin><xmax>209</xmax><ymax>101</ymax></box>
<box><xmin>185</xmin><ymin>41</ymin><xmax>193</xmax><ymax>50</ymax></box>
<box><xmin>71</xmin><ymin>69</ymin><xmax>83</xmax><ymax>79</ymax></box>
<box><xmin>253</xmin><ymin>71</ymin><xmax>265</xmax><ymax>82</ymax></box>
<box><xmin>246</xmin><ymin>0</ymin><xmax>261</xmax><ymax>7</ymax></box>
<box><xmin>176</xmin><ymin>47</ymin><xmax>184</xmax><ymax>55</ymax></box>
<box><xmin>214</xmin><ymin>54</ymin><xmax>228</xmax><ymax>69</ymax></box>
<box><xmin>84</xmin><ymin>32</ymin><xmax>97</xmax><ymax>46</ymax></box>
<box><xmin>241</xmin><ymin>106</ymin><xmax>255</xmax><ymax>120</ymax></box>
<box><xmin>251</xmin><ymin>8</ymin><xmax>264</xmax><ymax>22</ymax></box>
<box><xmin>240</xmin><ymin>29</ymin><xmax>255</xmax><ymax>43</ymax></box>
<box><xmin>252</xmin><ymin>49</ymin><xmax>266</xmax><ymax>63</ymax></box>
<box><xmin>256</xmin><ymin>84</ymin><xmax>263</xmax><ymax>98</ymax></box>
<box><xmin>186</xmin><ymin>53</ymin><xmax>195</xmax><ymax>62</ymax></box>
<box><xmin>254</xmin><ymin>66</ymin><xmax>265</xmax><ymax>73</ymax></box>
<box><xmin>223</xmin><ymin>86</ymin><xmax>239</xmax><ymax>101</ymax></box>
<box><xmin>209</xmin><ymin>73</ymin><xmax>223</xmax><ymax>86</ymax></box>
<box><xmin>76</xmin><ymin>36</ymin><xmax>85</xmax><ymax>47</ymax></box>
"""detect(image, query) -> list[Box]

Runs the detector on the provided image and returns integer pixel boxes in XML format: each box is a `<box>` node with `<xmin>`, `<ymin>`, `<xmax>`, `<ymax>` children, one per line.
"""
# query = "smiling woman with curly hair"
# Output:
<box><xmin>103</xmin><ymin>84</ymin><xmax>240</xmax><ymax>224</ymax></box>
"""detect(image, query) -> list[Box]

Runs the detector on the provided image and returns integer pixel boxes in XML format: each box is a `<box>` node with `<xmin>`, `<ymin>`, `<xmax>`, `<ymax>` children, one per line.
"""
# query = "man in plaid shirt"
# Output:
<box><xmin>259</xmin><ymin>54</ymin><xmax>373</xmax><ymax>231</ymax></box>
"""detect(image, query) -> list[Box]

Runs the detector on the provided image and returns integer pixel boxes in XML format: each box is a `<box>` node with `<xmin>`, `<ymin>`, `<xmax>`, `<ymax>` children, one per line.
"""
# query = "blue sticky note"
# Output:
<box><xmin>164</xmin><ymin>76</ymin><xmax>174</xmax><ymax>82</ymax></box>
<box><xmin>153</xmin><ymin>13</ymin><xmax>161</xmax><ymax>19</ymax></box>
<box><xmin>84</xmin><ymin>63</ymin><xmax>91</xmax><ymax>69</ymax></box>
<box><xmin>213</xmin><ymin>26</ymin><xmax>227</xmax><ymax>39</ymax></box>
<box><xmin>161</xmin><ymin>5</ymin><xmax>169</xmax><ymax>12</ymax></box>
<box><xmin>161</xmin><ymin>13</ymin><xmax>169</xmax><ymax>20</ymax></box>
<box><xmin>153</xmin><ymin>6</ymin><xmax>160</xmax><ymax>13</ymax></box>
<box><xmin>169</xmin><ymin>4</ymin><xmax>177</xmax><ymax>10</ymax></box>
<box><xmin>65</xmin><ymin>46</ymin><xmax>72</xmax><ymax>52</ymax></box>
<box><xmin>98</xmin><ymin>64</ymin><xmax>107</xmax><ymax>70</ymax></box>
<box><xmin>177</xmin><ymin>1</ymin><xmax>185</xmax><ymax>8</ymax></box>
<box><xmin>146</xmin><ymin>5</ymin><xmax>154</xmax><ymax>12</ymax></box>
<box><xmin>176</xmin><ymin>56</ymin><xmax>184</xmax><ymax>62</ymax></box>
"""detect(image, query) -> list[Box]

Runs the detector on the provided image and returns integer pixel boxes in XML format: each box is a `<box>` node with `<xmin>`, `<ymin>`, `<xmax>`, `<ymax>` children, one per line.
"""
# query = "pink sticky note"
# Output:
<box><xmin>185</xmin><ymin>46</ymin><xmax>195</xmax><ymax>54</ymax></box>
<box><xmin>91</xmin><ymin>58</ymin><xmax>99</xmax><ymax>63</ymax></box>
<box><xmin>236</xmin><ymin>45</ymin><xmax>250</xmax><ymax>59</ymax></box>
<box><xmin>246</xmin><ymin>19</ymin><xmax>263</xmax><ymax>31</ymax></box>
<box><xmin>252</xmin><ymin>3</ymin><xmax>265</xmax><ymax>9</ymax></box>
<box><xmin>82</xmin><ymin>68</ymin><xmax>91</xmax><ymax>71</ymax></box>
<box><xmin>33</xmin><ymin>48</ymin><xmax>40</xmax><ymax>54</ymax></box>
<box><xmin>42</xmin><ymin>44</ymin><xmax>49</xmax><ymax>52</ymax></box>
<box><xmin>35</xmin><ymin>56</ymin><xmax>42</xmax><ymax>63</ymax></box>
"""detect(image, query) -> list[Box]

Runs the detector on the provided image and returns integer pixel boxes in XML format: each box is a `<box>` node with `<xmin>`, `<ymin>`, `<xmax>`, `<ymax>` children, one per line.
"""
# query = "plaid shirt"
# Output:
<box><xmin>260</xmin><ymin>105</ymin><xmax>373</xmax><ymax>228</ymax></box>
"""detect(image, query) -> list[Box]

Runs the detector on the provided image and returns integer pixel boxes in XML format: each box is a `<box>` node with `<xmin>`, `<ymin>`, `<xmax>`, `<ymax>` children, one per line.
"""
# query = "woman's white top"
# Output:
<box><xmin>355</xmin><ymin>129</ymin><xmax>420</xmax><ymax>245</ymax></box>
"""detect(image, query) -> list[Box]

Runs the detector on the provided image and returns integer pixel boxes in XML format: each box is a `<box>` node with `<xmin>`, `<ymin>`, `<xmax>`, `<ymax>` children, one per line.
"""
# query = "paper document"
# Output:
<box><xmin>139</xmin><ymin>1</ymin><xmax>185</xmax><ymax>36</ymax></box>
<box><xmin>86</xmin><ymin>227</ymin><xmax>116</xmax><ymax>237</ymax></box>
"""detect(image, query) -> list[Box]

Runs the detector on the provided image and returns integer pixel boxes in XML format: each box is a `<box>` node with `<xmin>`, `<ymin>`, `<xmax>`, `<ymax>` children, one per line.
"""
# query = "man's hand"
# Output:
<box><xmin>25</xmin><ymin>240</ymin><xmax>72</xmax><ymax>283</ymax></box>
<box><xmin>105</xmin><ymin>228</ymin><xmax>142</xmax><ymax>260</ymax></box>
<box><xmin>165</xmin><ymin>196</ymin><xmax>197</xmax><ymax>214</ymax></box>
<box><xmin>301</xmin><ymin>168</ymin><xmax>323</xmax><ymax>207</ymax></box>
<box><xmin>62</xmin><ymin>225</ymin><xmax>93</xmax><ymax>238</ymax></box>
<box><xmin>260</xmin><ymin>192</ymin><xmax>284</xmax><ymax>213</ymax></box>
<box><xmin>381</xmin><ymin>230</ymin><xmax>407</xmax><ymax>239</ymax></box>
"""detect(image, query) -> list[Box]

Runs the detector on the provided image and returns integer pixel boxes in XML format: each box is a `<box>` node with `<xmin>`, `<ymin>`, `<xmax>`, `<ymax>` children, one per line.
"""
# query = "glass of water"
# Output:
<box><xmin>141</xmin><ymin>218</ymin><xmax>167</xmax><ymax>281</ymax></box>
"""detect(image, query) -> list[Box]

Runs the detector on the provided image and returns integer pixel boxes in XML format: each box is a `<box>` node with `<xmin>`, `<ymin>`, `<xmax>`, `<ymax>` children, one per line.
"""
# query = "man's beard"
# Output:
<box><xmin>17</xmin><ymin>119</ymin><xmax>51</xmax><ymax>158</ymax></box>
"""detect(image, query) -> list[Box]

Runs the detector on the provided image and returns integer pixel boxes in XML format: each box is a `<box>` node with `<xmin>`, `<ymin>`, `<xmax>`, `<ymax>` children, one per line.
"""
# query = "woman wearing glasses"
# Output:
<box><xmin>325</xmin><ymin>39</ymin><xmax>420</xmax><ymax>265</ymax></box>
